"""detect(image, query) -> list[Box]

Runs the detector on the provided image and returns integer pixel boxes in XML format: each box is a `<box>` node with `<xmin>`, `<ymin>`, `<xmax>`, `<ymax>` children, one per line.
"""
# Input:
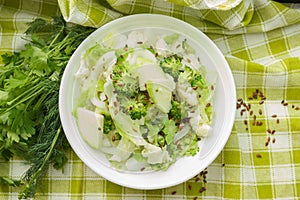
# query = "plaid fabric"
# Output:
<box><xmin>1</xmin><ymin>0</ymin><xmax>300</xmax><ymax>199</ymax></box>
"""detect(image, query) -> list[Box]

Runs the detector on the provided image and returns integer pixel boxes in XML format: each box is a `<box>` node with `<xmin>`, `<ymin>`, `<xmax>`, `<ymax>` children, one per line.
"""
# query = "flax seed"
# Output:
<box><xmin>267</xmin><ymin>129</ymin><xmax>272</xmax><ymax>134</ymax></box>
<box><xmin>281</xmin><ymin>100</ymin><xmax>285</xmax><ymax>104</ymax></box>
<box><xmin>272</xmin><ymin>114</ymin><xmax>277</xmax><ymax>118</ymax></box>
<box><xmin>272</xmin><ymin>138</ymin><xmax>276</xmax><ymax>143</ymax></box>
<box><xmin>283</xmin><ymin>102</ymin><xmax>288</xmax><ymax>106</ymax></box>
<box><xmin>199</xmin><ymin>187</ymin><xmax>206</xmax><ymax>193</ymax></box>
<box><xmin>244</xmin><ymin>120</ymin><xmax>248</xmax><ymax>125</ymax></box>
<box><xmin>256</xmin><ymin>154</ymin><xmax>262</xmax><ymax>158</ymax></box>
<box><xmin>250</xmin><ymin>110</ymin><xmax>254</xmax><ymax>116</ymax></box>
<box><xmin>295</xmin><ymin>107</ymin><xmax>300</xmax><ymax>110</ymax></box>
<box><xmin>265</xmin><ymin>141</ymin><xmax>269</xmax><ymax>146</ymax></box>
<box><xmin>267</xmin><ymin>136</ymin><xmax>271</xmax><ymax>142</ymax></box>
<box><xmin>271</xmin><ymin>130</ymin><xmax>276</xmax><ymax>135</ymax></box>
<box><xmin>259</xmin><ymin>100</ymin><xmax>264</xmax><ymax>105</ymax></box>
<box><xmin>292</xmin><ymin>105</ymin><xmax>295</xmax><ymax>109</ymax></box>
<box><xmin>253</xmin><ymin>92</ymin><xmax>258</xmax><ymax>99</ymax></box>
<box><xmin>277</xmin><ymin>119</ymin><xmax>280</xmax><ymax>124</ymax></box>
<box><xmin>188</xmin><ymin>184</ymin><xmax>192</xmax><ymax>190</ymax></box>
<box><xmin>259</xmin><ymin>109</ymin><xmax>263</xmax><ymax>115</ymax></box>
<box><xmin>171</xmin><ymin>191</ymin><xmax>177</xmax><ymax>195</ymax></box>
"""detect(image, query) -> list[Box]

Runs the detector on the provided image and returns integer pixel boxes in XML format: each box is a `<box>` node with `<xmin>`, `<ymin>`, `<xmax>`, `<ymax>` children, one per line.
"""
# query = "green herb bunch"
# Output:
<box><xmin>0</xmin><ymin>16</ymin><xmax>95</xmax><ymax>199</ymax></box>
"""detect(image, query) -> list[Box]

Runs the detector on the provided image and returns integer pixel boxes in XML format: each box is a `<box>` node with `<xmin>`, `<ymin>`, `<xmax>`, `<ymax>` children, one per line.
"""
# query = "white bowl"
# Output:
<box><xmin>59</xmin><ymin>14</ymin><xmax>236</xmax><ymax>190</ymax></box>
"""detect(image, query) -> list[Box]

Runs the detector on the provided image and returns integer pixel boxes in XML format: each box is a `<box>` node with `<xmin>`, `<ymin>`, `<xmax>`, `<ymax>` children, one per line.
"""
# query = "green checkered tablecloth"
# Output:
<box><xmin>1</xmin><ymin>0</ymin><xmax>300</xmax><ymax>199</ymax></box>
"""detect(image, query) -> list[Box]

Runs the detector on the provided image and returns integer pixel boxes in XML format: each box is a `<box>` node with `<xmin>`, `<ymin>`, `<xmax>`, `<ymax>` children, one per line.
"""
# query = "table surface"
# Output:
<box><xmin>1</xmin><ymin>0</ymin><xmax>300</xmax><ymax>199</ymax></box>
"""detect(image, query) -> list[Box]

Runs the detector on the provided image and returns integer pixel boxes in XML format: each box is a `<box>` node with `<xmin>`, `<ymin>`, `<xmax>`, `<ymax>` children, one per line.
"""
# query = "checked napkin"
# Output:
<box><xmin>1</xmin><ymin>0</ymin><xmax>300</xmax><ymax>199</ymax></box>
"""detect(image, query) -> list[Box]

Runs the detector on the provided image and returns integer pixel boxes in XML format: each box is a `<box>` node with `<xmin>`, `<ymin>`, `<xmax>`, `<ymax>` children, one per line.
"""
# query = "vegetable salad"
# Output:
<box><xmin>74</xmin><ymin>30</ymin><xmax>215</xmax><ymax>172</ymax></box>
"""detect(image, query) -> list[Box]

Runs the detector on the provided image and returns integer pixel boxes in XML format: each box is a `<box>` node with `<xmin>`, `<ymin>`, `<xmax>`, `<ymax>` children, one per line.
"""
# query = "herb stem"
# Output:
<box><xmin>19</xmin><ymin>126</ymin><xmax>62</xmax><ymax>198</ymax></box>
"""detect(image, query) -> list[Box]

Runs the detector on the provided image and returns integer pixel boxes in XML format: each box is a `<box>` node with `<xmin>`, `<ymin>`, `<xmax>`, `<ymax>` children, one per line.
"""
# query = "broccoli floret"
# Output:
<box><xmin>179</xmin><ymin>66</ymin><xmax>207</xmax><ymax>89</ymax></box>
<box><xmin>103</xmin><ymin>115</ymin><xmax>114</xmax><ymax>134</ymax></box>
<box><xmin>160</xmin><ymin>55</ymin><xmax>182</xmax><ymax>80</ymax></box>
<box><xmin>121</xmin><ymin>92</ymin><xmax>150</xmax><ymax>120</ymax></box>
<box><xmin>168</xmin><ymin>100</ymin><xmax>181</xmax><ymax>124</ymax></box>
<box><xmin>111</xmin><ymin>64</ymin><xmax>139</xmax><ymax>97</ymax></box>
<box><xmin>190</xmin><ymin>74</ymin><xmax>206</xmax><ymax>89</ymax></box>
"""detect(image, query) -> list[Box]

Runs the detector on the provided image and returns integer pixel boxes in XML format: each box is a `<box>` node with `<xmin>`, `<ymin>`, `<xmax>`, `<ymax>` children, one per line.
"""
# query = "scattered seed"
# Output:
<box><xmin>259</xmin><ymin>91</ymin><xmax>264</xmax><ymax>97</ymax></box>
<box><xmin>292</xmin><ymin>105</ymin><xmax>295</xmax><ymax>109</ymax></box>
<box><xmin>222</xmin><ymin>163</ymin><xmax>225</xmax><ymax>167</ymax></box>
<box><xmin>259</xmin><ymin>100</ymin><xmax>264</xmax><ymax>105</ymax></box>
<box><xmin>171</xmin><ymin>191</ymin><xmax>177</xmax><ymax>195</ymax></box>
<box><xmin>276</xmin><ymin>119</ymin><xmax>280</xmax><ymax>124</ymax></box>
<box><xmin>253</xmin><ymin>92</ymin><xmax>258</xmax><ymax>99</ymax></box>
<box><xmin>252</xmin><ymin>121</ymin><xmax>256</xmax><ymax>126</ymax></box>
<box><xmin>272</xmin><ymin>138</ymin><xmax>276</xmax><ymax>143</ymax></box>
<box><xmin>259</xmin><ymin>109</ymin><xmax>263</xmax><ymax>115</ymax></box>
<box><xmin>256</xmin><ymin>121</ymin><xmax>263</xmax><ymax>126</ymax></box>
<box><xmin>283</xmin><ymin>102</ymin><xmax>288</xmax><ymax>106</ymax></box>
<box><xmin>271</xmin><ymin>130</ymin><xmax>276</xmax><ymax>135</ymax></box>
<box><xmin>267</xmin><ymin>136</ymin><xmax>271</xmax><ymax>142</ymax></box>
<box><xmin>281</xmin><ymin>100</ymin><xmax>285</xmax><ymax>104</ymax></box>
<box><xmin>250</xmin><ymin>110</ymin><xmax>254</xmax><ymax>116</ymax></box>
<box><xmin>265</xmin><ymin>141</ymin><xmax>269</xmax><ymax>146</ymax></box>
<box><xmin>199</xmin><ymin>187</ymin><xmax>206</xmax><ymax>193</ymax></box>
<box><xmin>253</xmin><ymin>115</ymin><xmax>257</xmax><ymax>121</ymax></box>
<box><xmin>195</xmin><ymin>177</ymin><xmax>200</xmax><ymax>182</ymax></box>
<box><xmin>248</xmin><ymin>104</ymin><xmax>251</xmax><ymax>110</ymax></box>
<box><xmin>295</xmin><ymin>107</ymin><xmax>300</xmax><ymax>110</ymax></box>
<box><xmin>267</xmin><ymin>129</ymin><xmax>272</xmax><ymax>134</ymax></box>
<box><xmin>211</xmin><ymin>85</ymin><xmax>214</xmax><ymax>90</ymax></box>
<box><xmin>244</xmin><ymin>120</ymin><xmax>248</xmax><ymax>125</ymax></box>
<box><xmin>188</xmin><ymin>184</ymin><xmax>192</xmax><ymax>190</ymax></box>
<box><xmin>261</xmin><ymin>96</ymin><xmax>266</xmax><ymax>100</ymax></box>
<box><xmin>206</xmin><ymin>103</ymin><xmax>211</xmax><ymax>108</ymax></box>
<box><xmin>137</xmin><ymin>41</ymin><xmax>143</xmax><ymax>44</ymax></box>
<box><xmin>176</xmin><ymin>44</ymin><xmax>181</xmax><ymax>48</ymax></box>
<box><xmin>272</xmin><ymin>114</ymin><xmax>277</xmax><ymax>118</ymax></box>
<box><xmin>237</xmin><ymin>98</ymin><xmax>243</xmax><ymax>102</ymax></box>
<box><xmin>193</xmin><ymin>197</ymin><xmax>198</xmax><ymax>200</ymax></box>
<box><xmin>256</xmin><ymin>154</ymin><xmax>262</xmax><ymax>158</ymax></box>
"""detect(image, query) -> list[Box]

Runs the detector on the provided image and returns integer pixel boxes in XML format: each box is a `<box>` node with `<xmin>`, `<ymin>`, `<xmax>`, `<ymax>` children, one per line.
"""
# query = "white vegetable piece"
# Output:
<box><xmin>77</xmin><ymin>107</ymin><xmax>104</xmax><ymax>149</ymax></box>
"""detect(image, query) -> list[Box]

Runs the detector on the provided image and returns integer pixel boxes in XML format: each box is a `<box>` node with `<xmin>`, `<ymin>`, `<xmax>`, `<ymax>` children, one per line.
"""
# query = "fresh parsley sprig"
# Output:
<box><xmin>0</xmin><ymin>16</ymin><xmax>95</xmax><ymax>199</ymax></box>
